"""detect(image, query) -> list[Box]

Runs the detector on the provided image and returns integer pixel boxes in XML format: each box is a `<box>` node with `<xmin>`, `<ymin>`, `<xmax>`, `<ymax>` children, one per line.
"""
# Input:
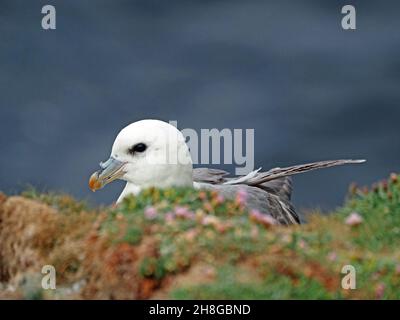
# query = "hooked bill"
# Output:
<box><xmin>89</xmin><ymin>171</ymin><xmax>103</xmax><ymax>192</ymax></box>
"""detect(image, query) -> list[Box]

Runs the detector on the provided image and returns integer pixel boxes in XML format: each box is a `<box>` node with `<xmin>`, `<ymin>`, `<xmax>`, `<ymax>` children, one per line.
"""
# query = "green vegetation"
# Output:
<box><xmin>0</xmin><ymin>173</ymin><xmax>399</xmax><ymax>299</ymax></box>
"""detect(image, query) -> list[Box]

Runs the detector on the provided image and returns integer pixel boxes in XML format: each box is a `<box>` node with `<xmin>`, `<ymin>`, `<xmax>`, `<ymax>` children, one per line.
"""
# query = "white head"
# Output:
<box><xmin>89</xmin><ymin>119</ymin><xmax>193</xmax><ymax>194</ymax></box>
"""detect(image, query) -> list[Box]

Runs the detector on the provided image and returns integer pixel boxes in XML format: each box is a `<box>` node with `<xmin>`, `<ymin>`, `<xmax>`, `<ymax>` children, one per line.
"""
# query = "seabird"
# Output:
<box><xmin>88</xmin><ymin>119</ymin><xmax>365</xmax><ymax>225</ymax></box>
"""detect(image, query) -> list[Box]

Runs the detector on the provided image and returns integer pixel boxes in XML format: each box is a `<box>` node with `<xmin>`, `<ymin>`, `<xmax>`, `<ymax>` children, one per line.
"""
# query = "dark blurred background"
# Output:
<box><xmin>1</xmin><ymin>0</ymin><xmax>399</xmax><ymax>212</ymax></box>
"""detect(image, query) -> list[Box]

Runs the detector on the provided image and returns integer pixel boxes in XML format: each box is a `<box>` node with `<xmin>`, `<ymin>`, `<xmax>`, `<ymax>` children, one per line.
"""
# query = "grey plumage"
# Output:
<box><xmin>193</xmin><ymin>159</ymin><xmax>365</xmax><ymax>225</ymax></box>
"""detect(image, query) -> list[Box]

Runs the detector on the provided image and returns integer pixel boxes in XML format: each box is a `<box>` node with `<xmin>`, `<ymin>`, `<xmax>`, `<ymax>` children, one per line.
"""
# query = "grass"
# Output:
<box><xmin>0</xmin><ymin>173</ymin><xmax>399</xmax><ymax>299</ymax></box>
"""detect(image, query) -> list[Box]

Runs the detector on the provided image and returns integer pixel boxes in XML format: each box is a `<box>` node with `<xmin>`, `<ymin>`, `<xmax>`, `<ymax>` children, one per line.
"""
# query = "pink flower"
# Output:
<box><xmin>235</xmin><ymin>189</ymin><xmax>248</xmax><ymax>205</ymax></box>
<box><xmin>175</xmin><ymin>206</ymin><xmax>195</xmax><ymax>220</ymax></box>
<box><xmin>164</xmin><ymin>212</ymin><xmax>175</xmax><ymax>223</ymax></box>
<box><xmin>345</xmin><ymin>212</ymin><xmax>363</xmax><ymax>226</ymax></box>
<box><xmin>216</xmin><ymin>194</ymin><xmax>225</xmax><ymax>204</ymax></box>
<box><xmin>298</xmin><ymin>239</ymin><xmax>307</xmax><ymax>249</ymax></box>
<box><xmin>249</xmin><ymin>209</ymin><xmax>263</xmax><ymax>219</ymax></box>
<box><xmin>258</xmin><ymin>214</ymin><xmax>277</xmax><ymax>227</ymax></box>
<box><xmin>175</xmin><ymin>206</ymin><xmax>188</xmax><ymax>216</ymax></box>
<box><xmin>249</xmin><ymin>209</ymin><xmax>277</xmax><ymax>227</ymax></box>
<box><xmin>327</xmin><ymin>252</ymin><xmax>337</xmax><ymax>262</ymax></box>
<box><xmin>144</xmin><ymin>206</ymin><xmax>158</xmax><ymax>220</ymax></box>
<box><xmin>184</xmin><ymin>228</ymin><xmax>198</xmax><ymax>241</ymax></box>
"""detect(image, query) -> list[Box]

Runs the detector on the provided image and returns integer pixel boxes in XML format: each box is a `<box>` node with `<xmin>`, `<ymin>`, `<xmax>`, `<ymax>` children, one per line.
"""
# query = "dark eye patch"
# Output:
<box><xmin>128</xmin><ymin>143</ymin><xmax>147</xmax><ymax>155</ymax></box>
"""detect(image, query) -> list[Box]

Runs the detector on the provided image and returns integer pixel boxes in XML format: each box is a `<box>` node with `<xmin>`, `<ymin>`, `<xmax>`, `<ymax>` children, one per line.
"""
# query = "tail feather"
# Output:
<box><xmin>247</xmin><ymin>159</ymin><xmax>366</xmax><ymax>186</ymax></box>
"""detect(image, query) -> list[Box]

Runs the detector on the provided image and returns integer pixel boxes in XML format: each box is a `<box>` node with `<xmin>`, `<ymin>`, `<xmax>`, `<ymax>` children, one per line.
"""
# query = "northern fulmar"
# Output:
<box><xmin>88</xmin><ymin>119</ymin><xmax>365</xmax><ymax>225</ymax></box>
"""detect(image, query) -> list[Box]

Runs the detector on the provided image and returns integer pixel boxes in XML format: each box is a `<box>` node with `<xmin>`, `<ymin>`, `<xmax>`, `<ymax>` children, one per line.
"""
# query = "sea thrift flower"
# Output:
<box><xmin>144</xmin><ymin>206</ymin><xmax>158</xmax><ymax>220</ymax></box>
<box><xmin>164</xmin><ymin>212</ymin><xmax>175</xmax><ymax>223</ymax></box>
<box><xmin>345</xmin><ymin>212</ymin><xmax>363</xmax><ymax>226</ymax></box>
<box><xmin>215</xmin><ymin>222</ymin><xmax>230</xmax><ymax>233</ymax></box>
<box><xmin>249</xmin><ymin>209</ymin><xmax>277</xmax><ymax>227</ymax></box>
<box><xmin>249</xmin><ymin>209</ymin><xmax>263</xmax><ymax>220</ymax></box>
<box><xmin>175</xmin><ymin>206</ymin><xmax>195</xmax><ymax>219</ymax></box>
<box><xmin>327</xmin><ymin>252</ymin><xmax>337</xmax><ymax>262</ymax></box>
<box><xmin>235</xmin><ymin>189</ymin><xmax>248</xmax><ymax>205</ymax></box>
<box><xmin>184</xmin><ymin>228</ymin><xmax>198</xmax><ymax>241</ymax></box>
<box><xmin>258</xmin><ymin>214</ymin><xmax>277</xmax><ymax>227</ymax></box>
<box><xmin>175</xmin><ymin>206</ymin><xmax>189</xmax><ymax>217</ymax></box>
<box><xmin>298</xmin><ymin>239</ymin><xmax>307</xmax><ymax>249</ymax></box>
<box><xmin>215</xmin><ymin>194</ymin><xmax>225</xmax><ymax>204</ymax></box>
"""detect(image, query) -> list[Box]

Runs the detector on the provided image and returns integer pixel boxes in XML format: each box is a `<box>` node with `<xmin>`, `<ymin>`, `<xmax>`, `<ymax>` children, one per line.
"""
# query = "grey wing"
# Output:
<box><xmin>193</xmin><ymin>167</ymin><xmax>299</xmax><ymax>224</ymax></box>
<box><xmin>245</xmin><ymin>159</ymin><xmax>366</xmax><ymax>186</ymax></box>
<box><xmin>192</xmin><ymin>168</ymin><xmax>229</xmax><ymax>184</ymax></box>
<box><xmin>192</xmin><ymin>159</ymin><xmax>365</xmax><ymax>225</ymax></box>
<box><xmin>193</xmin><ymin>168</ymin><xmax>300</xmax><ymax>224</ymax></box>
<box><xmin>195</xmin><ymin>182</ymin><xmax>299</xmax><ymax>225</ymax></box>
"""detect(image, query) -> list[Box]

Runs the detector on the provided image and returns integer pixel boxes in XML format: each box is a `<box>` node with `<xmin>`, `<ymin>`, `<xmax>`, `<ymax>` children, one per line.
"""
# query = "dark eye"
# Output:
<box><xmin>128</xmin><ymin>143</ymin><xmax>147</xmax><ymax>155</ymax></box>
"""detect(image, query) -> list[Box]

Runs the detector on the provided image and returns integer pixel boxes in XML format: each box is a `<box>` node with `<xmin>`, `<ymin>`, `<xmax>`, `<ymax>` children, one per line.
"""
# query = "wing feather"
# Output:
<box><xmin>192</xmin><ymin>159</ymin><xmax>365</xmax><ymax>225</ymax></box>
